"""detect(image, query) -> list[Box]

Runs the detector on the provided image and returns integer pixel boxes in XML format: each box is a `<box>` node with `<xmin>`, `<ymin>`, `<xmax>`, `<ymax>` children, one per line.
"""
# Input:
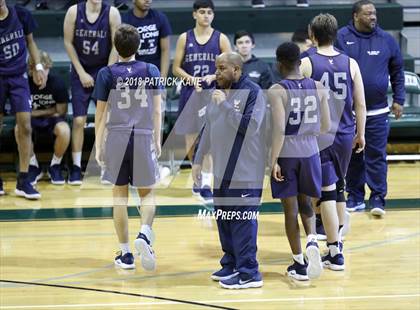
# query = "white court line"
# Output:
<box><xmin>2</xmin><ymin>293</ymin><xmax>419</xmax><ymax>309</ymax></box>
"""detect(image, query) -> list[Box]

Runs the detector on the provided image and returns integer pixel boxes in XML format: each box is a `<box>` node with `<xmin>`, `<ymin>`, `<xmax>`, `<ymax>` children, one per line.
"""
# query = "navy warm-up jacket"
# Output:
<box><xmin>336</xmin><ymin>22</ymin><xmax>405</xmax><ymax>112</ymax></box>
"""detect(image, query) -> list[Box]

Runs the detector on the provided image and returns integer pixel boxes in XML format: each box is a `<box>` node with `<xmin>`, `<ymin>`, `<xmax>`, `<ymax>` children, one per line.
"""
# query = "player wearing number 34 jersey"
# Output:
<box><xmin>93</xmin><ymin>24</ymin><xmax>162</xmax><ymax>271</ymax></box>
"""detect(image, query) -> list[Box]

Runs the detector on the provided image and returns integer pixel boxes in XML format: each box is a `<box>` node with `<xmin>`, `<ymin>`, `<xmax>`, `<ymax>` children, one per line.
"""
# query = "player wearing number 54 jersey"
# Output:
<box><xmin>172</xmin><ymin>0</ymin><xmax>231</xmax><ymax>203</ymax></box>
<box><xmin>300</xmin><ymin>13</ymin><xmax>366</xmax><ymax>271</ymax></box>
<box><xmin>64</xmin><ymin>0</ymin><xmax>121</xmax><ymax>185</ymax></box>
<box><xmin>93</xmin><ymin>24</ymin><xmax>162</xmax><ymax>271</ymax></box>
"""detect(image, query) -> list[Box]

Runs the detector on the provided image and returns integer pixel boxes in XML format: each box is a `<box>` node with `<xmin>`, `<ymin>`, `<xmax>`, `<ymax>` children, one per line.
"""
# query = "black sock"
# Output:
<box><xmin>18</xmin><ymin>172</ymin><xmax>29</xmax><ymax>181</ymax></box>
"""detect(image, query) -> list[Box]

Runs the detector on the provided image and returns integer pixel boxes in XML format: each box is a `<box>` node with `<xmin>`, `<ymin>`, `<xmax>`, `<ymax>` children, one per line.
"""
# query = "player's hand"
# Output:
<box><xmin>79</xmin><ymin>71</ymin><xmax>94</xmax><ymax>88</ymax></box>
<box><xmin>95</xmin><ymin>146</ymin><xmax>105</xmax><ymax>167</ymax></box>
<box><xmin>272</xmin><ymin>162</ymin><xmax>285</xmax><ymax>182</ymax></box>
<box><xmin>33</xmin><ymin>70</ymin><xmax>46</xmax><ymax>90</ymax></box>
<box><xmin>212</xmin><ymin>90</ymin><xmax>226</xmax><ymax>105</ymax></box>
<box><xmin>192</xmin><ymin>77</ymin><xmax>202</xmax><ymax>92</ymax></box>
<box><xmin>154</xmin><ymin>142</ymin><xmax>161</xmax><ymax>159</ymax></box>
<box><xmin>202</xmin><ymin>74</ymin><xmax>216</xmax><ymax>86</ymax></box>
<box><xmin>352</xmin><ymin>134</ymin><xmax>365</xmax><ymax>153</ymax></box>
<box><xmin>392</xmin><ymin>102</ymin><xmax>403</xmax><ymax>120</ymax></box>
<box><xmin>192</xmin><ymin>164</ymin><xmax>202</xmax><ymax>187</ymax></box>
<box><xmin>161</xmin><ymin>88</ymin><xmax>167</xmax><ymax>102</ymax></box>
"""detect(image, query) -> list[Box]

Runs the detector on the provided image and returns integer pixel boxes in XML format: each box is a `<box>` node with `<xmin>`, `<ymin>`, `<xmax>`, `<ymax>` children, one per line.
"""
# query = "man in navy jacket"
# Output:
<box><xmin>192</xmin><ymin>52</ymin><xmax>266</xmax><ymax>289</ymax></box>
<box><xmin>336</xmin><ymin>0</ymin><xmax>405</xmax><ymax>217</ymax></box>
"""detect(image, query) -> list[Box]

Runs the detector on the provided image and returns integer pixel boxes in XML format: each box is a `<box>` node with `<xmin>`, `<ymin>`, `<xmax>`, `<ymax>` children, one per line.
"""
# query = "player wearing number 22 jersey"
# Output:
<box><xmin>172</xmin><ymin>0</ymin><xmax>231</xmax><ymax>135</ymax></box>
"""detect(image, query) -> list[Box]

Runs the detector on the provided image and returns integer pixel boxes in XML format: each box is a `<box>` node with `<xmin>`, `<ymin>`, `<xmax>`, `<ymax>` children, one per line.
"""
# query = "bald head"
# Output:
<box><xmin>216</xmin><ymin>52</ymin><xmax>243</xmax><ymax>69</ymax></box>
<box><xmin>215</xmin><ymin>52</ymin><xmax>243</xmax><ymax>88</ymax></box>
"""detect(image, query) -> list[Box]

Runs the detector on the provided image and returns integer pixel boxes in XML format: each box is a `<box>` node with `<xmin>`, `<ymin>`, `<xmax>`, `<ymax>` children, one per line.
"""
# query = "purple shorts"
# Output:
<box><xmin>174</xmin><ymin>86</ymin><xmax>207</xmax><ymax>135</ymax></box>
<box><xmin>104</xmin><ymin>131</ymin><xmax>159</xmax><ymax>187</ymax></box>
<box><xmin>31</xmin><ymin>116</ymin><xmax>65</xmax><ymax>136</ymax></box>
<box><xmin>271</xmin><ymin>154</ymin><xmax>322</xmax><ymax>199</ymax></box>
<box><xmin>0</xmin><ymin>73</ymin><xmax>31</xmax><ymax>113</ymax></box>
<box><xmin>320</xmin><ymin>133</ymin><xmax>353</xmax><ymax>187</ymax></box>
<box><xmin>70</xmin><ymin>67</ymin><xmax>100</xmax><ymax>117</ymax></box>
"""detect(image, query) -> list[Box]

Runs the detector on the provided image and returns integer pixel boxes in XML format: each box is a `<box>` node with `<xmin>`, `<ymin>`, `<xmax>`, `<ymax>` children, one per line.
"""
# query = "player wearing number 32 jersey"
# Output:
<box><xmin>63</xmin><ymin>0</ymin><xmax>121</xmax><ymax>184</ymax></box>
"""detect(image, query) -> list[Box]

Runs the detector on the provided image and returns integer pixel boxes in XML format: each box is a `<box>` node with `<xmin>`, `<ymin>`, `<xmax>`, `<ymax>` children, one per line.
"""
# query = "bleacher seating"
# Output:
<box><xmin>1</xmin><ymin>1</ymin><xmax>419</xmax><ymax>169</ymax></box>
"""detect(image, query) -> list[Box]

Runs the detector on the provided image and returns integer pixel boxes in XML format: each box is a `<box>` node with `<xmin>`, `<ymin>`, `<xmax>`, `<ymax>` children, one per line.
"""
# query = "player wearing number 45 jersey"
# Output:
<box><xmin>93</xmin><ymin>24</ymin><xmax>162</xmax><ymax>271</ymax></box>
<box><xmin>0</xmin><ymin>0</ymin><xmax>46</xmax><ymax>199</ymax></box>
<box><xmin>172</xmin><ymin>0</ymin><xmax>231</xmax><ymax>204</ymax></box>
<box><xmin>64</xmin><ymin>0</ymin><xmax>121</xmax><ymax>185</ymax></box>
<box><xmin>300</xmin><ymin>13</ymin><xmax>366</xmax><ymax>271</ymax></box>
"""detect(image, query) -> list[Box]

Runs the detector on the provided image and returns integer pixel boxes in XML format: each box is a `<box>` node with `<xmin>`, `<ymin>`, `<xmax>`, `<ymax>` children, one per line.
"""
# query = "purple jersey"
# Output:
<box><xmin>278</xmin><ymin>78</ymin><xmax>320</xmax><ymax>158</ymax></box>
<box><xmin>179</xmin><ymin>29</ymin><xmax>221</xmax><ymax>103</ymax></box>
<box><xmin>182</xmin><ymin>29</ymin><xmax>220</xmax><ymax>78</ymax></box>
<box><xmin>93</xmin><ymin>60</ymin><xmax>162</xmax><ymax>133</ymax></box>
<box><xmin>280</xmin><ymin>78</ymin><xmax>321</xmax><ymax>136</ymax></box>
<box><xmin>309</xmin><ymin>53</ymin><xmax>354</xmax><ymax>135</ymax></box>
<box><xmin>0</xmin><ymin>5</ymin><xmax>36</xmax><ymax>75</ymax></box>
<box><xmin>73</xmin><ymin>2</ymin><xmax>111</xmax><ymax>70</ymax></box>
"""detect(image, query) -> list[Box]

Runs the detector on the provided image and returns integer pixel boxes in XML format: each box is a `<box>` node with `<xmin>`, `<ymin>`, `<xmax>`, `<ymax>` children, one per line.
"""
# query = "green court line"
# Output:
<box><xmin>0</xmin><ymin>199</ymin><xmax>418</xmax><ymax>222</ymax></box>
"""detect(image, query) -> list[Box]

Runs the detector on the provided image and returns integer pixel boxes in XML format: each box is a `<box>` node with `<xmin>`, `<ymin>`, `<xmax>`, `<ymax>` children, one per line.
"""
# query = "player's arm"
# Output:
<box><xmin>152</xmin><ymin>93</ymin><xmax>162</xmax><ymax>158</ymax></box>
<box><xmin>31</xmin><ymin>107</ymin><xmax>56</xmax><ymax>118</ymax></box>
<box><xmin>268</xmin><ymin>84</ymin><xmax>286</xmax><ymax>169</ymax></box>
<box><xmin>148</xmin><ymin>65</ymin><xmax>163</xmax><ymax>157</ymax></box>
<box><xmin>315</xmin><ymin>80</ymin><xmax>331</xmax><ymax>134</ymax></box>
<box><xmin>63</xmin><ymin>6</ymin><xmax>84</xmax><ymax>77</ymax></box>
<box><xmin>159</xmin><ymin>36</ymin><xmax>170</xmax><ymax>79</ymax></box>
<box><xmin>299</xmin><ymin>57</ymin><xmax>312</xmax><ymax>78</ymax></box>
<box><xmin>95</xmin><ymin>99</ymin><xmax>107</xmax><ymax>165</ymax></box>
<box><xmin>107</xmin><ymin>6</ymin><xmax>121</xmax><ymax>65</ymax></box>
<box><xmin>55</xmin><ymin>103</ymin><xmax>68</xmax><ymax>118</ymax></box>
<box><xmin>26</xmin><ymin>33</ymin><xmax>46</xmax><ymax>89</ymax></box>
<box><xmin>219</xmin><ymin>33</ymin><xmax>232</xmax><ymax>53</ymax></box>
<box><xmin>63</xmin><ymin>5</ymin><xmax>93</xmax><ymax>88</ymax></box>
<box><xmin>172</xmin><ymin>33</ymin><xmax>194</xmax><ymax>82</ymax></box>
<box><xmin>192</xmin><ymin>123</ymin><xmax>210</xmax><ymax>186</ymax></box>
<box><xmin>350</xmin><ymin>57</ymin><xmax>366</xmax><ymax>153</ymax></box>
<box><xmin>93</xmin><ymin>68</ymin><xmax>111</xmax><ymax>165</ymax></box>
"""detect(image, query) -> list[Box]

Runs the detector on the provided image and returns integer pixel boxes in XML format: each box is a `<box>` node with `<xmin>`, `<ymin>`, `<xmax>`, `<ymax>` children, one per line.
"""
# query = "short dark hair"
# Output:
<box><xmin>352</xmin><ymin>0</ymin><xmax>374</xmax><ymax>16</ymax></box>
<box><xmin>276</xmin><ymin>42</ymin><xmax>300</xmax><ymax>69</ymax></box>
<box><xmin>114</xmin><ymin>24</ymin><xmax>140</xmax><ymax>58</ymax></box>
<box><xmin>291</xmin><ymin>28</ymin><xmax>310</xmax><ymax>44</ymax></box>
<box><xmin>234</xmin><ymin>30</ymin><xmax>255</xmax><ymax>45</ymax></box>
<box><xmin>310</xmin><ymin>13</ymin><xmax>337</xmax><ymax>47</ymax></box>
<box><xmin>193</xmin><ymin>0</ymin><xmax>214</xmax><ymax>11</ymax></box>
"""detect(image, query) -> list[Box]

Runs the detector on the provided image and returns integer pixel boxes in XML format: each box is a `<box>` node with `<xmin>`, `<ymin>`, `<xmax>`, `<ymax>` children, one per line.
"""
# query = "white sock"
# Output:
<box><xmin>72</xmin><ymin>152</ymin><xmax>82</xmax><ymax>167</ymax></box>
<box><xmin>293</xmin><ymin>253</ymin><xmax>305</xmax><ymax>265</ymax></box>
<box><xmin>201</xmin><ymin>172</ymin><xmax>212</xmax><ymax>188</ymax></box>
<box><xmin>120</xmin><ymin>242</ymin><xmax>130</xmax><ymax>255</ymax></box>
<box><xmin>30</xmin><ymin>155</ymin><xmax>38</xmax><ymax>167</ymax></box>
<box><xmin>50</xmin><ymin>154</ymin><xmax>62</xmax><ymax>166</ymax></box>
<box><xmin>307</xmin><ymin>234</ymin><xmax>317</xmax><ymax>244</ymax></box>
<box><xmin>140</xmin><ymin>224</ymin><xmax>154</xmax><ymax>245</ymax></box>
<box><xmin>329</xmin><ymin>244</ymin><xmax>340</xmax><ymax>257</ymax></box>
